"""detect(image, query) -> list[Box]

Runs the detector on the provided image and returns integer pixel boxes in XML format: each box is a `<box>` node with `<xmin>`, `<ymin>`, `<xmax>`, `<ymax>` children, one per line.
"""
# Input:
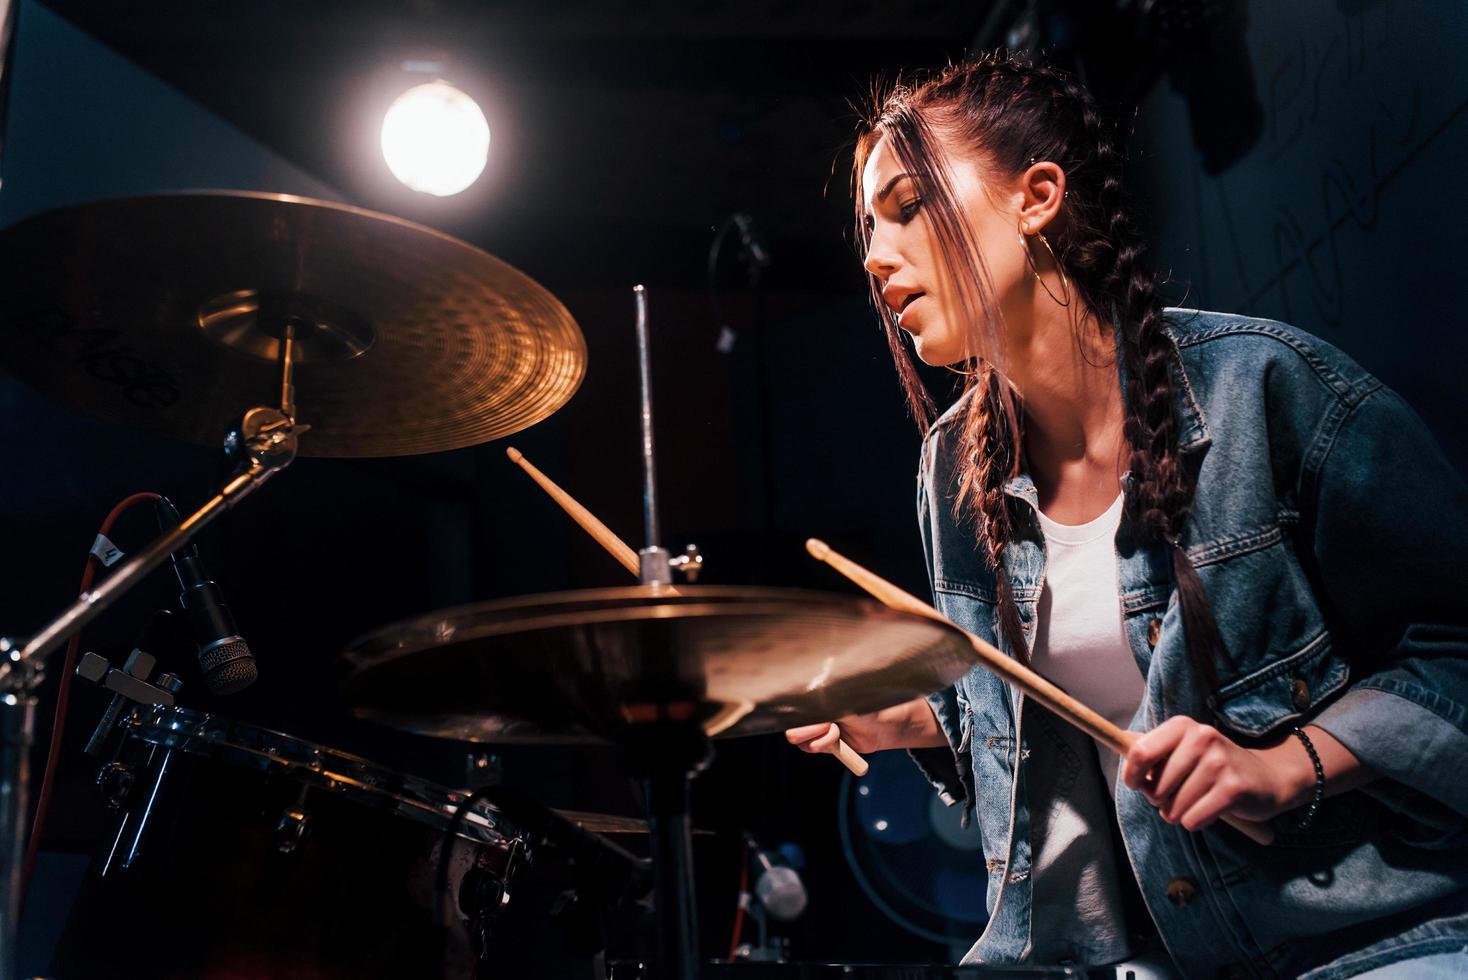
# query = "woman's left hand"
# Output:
<box><xmin>1120</xmin><ymin>716</ymin><xmax>1313</xmax><ymax>830</ymax></box>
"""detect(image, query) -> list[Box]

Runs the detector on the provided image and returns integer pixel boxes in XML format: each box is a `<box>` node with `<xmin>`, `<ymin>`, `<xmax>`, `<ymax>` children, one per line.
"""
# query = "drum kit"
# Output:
<box><xmin>0</xmin><ymin>192</ymin><xmax>989</xmax><ymax>979</ymax></box>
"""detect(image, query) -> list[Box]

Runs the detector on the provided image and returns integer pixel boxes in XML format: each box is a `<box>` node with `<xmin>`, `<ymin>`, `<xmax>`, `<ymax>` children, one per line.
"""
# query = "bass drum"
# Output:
<box><xmin>54</xmin><ymin>705</ymin><xmax>523</xmax><ymax>979</ymax></box>
<box><xmin>837</xmin><ymin>748</ymin><xmax>989</xmax><ymax>953</ymax></box>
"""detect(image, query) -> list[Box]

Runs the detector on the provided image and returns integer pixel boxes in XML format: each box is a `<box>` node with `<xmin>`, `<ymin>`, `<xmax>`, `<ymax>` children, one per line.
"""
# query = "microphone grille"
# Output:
<box><xmin>754</xmin><ymin>865</ymin><xmax>808</xmax><ymax>921</ymax></box>
<box><xmin>200</xmin><ymin>638</ymin><xmax>258</xmax><ymax>695</ymax></box>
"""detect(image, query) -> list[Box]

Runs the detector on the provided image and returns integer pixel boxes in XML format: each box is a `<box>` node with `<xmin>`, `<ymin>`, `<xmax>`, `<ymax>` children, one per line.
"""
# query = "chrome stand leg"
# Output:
<box><xmin>0</xmin><ymin>666</ymin><xmax>37</xmax><ymax>980</ymax></box>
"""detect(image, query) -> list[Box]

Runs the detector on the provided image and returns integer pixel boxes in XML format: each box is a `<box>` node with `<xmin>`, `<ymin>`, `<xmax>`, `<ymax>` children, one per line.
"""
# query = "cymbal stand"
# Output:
<box><xmin>633</xmin><ymin>285</ymin><xmax>671</xmax><ymax>588</ymax></box>
<box><xmin>0</xmin><ymin>331</ymin><xmax>307</xmax><ymax>980</ymax></box>
<box><xmin>623</xmin><ymin>721</ymin><xmax>710</xmax><ymax>980</ymax></box>
<box><xmin>627</xmin><ymin>284</ymin><xmax>706</xmax><ymax>980</ymax></box>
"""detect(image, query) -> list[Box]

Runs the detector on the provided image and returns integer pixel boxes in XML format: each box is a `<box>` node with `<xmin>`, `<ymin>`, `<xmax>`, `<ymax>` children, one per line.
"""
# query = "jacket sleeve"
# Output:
<box><xmin>1306</xmin><ymin>385</ymin><xmax>1468</xmax><ymax>819</ymax></box>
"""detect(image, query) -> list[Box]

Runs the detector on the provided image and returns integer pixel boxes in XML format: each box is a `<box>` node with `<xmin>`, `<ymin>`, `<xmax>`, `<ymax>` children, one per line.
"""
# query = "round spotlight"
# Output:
<box><xmin>381</xmin><ymin>80</ymin><xmax>490</xmax><ymax>197</ymax></box>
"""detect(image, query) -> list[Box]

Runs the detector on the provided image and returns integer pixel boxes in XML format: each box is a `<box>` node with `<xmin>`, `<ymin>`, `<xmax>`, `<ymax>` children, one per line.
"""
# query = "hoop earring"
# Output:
<box><xmin>1020</xmin><ymin>230</ymin><xmax>1072</xmax><ymax>308</ymax></box>
<box><xmin>943</xmin><ymin>359</ymin><xmax>982</xmax><ymax>377</ymax></box>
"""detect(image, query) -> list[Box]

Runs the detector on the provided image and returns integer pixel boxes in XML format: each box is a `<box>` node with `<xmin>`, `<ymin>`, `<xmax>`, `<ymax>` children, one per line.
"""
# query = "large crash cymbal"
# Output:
<box><xmin>0</xmin><ymin>192</ymin><xmax>586</xmax><ymax>457</ymax></box>
<box><xmin>340</xmin><ymin>586</ymin><xmax>978</xmax><ymax>743</ymax></box>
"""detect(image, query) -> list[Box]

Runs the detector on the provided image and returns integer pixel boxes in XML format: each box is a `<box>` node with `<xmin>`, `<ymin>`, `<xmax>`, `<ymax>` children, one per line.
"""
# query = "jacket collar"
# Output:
<box><xmin>1163</xmin><ymin>326</ymin><xmax>1212</xmax><ymax>454</ymax></box>
<box><xmin>1001</xmin><ymin>323</ymin><xmax>1210</xmax><ymax>503</ymax></box>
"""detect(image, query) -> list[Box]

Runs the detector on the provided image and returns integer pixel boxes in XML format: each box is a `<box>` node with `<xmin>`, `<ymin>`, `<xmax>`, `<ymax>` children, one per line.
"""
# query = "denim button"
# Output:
<box><xmin>1165</xmin><ymin>876</ymin><xmax>1199</xmax><ymax>907</ymax></box>
<box><xmin>1147</xmin><ymin>617</ymin><xmax>1163</xmax><ymax>648</ymax></box>
<box><xmin>1290</xmin><ymin>676</ymin><xmax>1311</xmax><ymax>712</ymax></box>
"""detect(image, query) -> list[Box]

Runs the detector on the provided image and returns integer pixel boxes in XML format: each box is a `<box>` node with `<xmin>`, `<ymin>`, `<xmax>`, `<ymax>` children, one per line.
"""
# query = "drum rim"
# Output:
<box><xmin>123</xmin><ymin>704</ymin><xmax>516</xmax><ymax>846</ymax></box>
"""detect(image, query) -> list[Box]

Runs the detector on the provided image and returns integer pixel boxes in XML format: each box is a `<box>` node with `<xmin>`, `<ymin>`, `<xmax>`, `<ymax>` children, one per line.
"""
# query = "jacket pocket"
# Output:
<box><xmin>1206</xmin><ymin>630</ymin><xmax>1348</xmax><ymax>738</ymax></box>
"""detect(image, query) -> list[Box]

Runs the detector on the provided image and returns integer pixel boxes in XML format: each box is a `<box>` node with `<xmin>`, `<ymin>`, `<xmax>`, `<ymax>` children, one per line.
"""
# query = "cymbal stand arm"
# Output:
<box><xmin>633</xmin><ymin>285</ymin><xmax>670</xmax><ymax>586</ymax></box>
<box><xmin>0</xmin><ymin>405</ymin><xmax>303</xmax><ymax>979</ymax></box>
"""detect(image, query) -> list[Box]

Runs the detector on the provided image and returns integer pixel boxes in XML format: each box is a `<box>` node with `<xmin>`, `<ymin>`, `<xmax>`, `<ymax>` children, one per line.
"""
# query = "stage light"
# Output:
<box><xmin>380</xmin><ymin>80</ymin><xmax>490</xmax><ymax>197</ymax></box>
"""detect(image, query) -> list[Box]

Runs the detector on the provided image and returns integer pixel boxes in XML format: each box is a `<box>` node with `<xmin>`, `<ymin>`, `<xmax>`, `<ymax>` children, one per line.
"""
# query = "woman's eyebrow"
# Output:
<box><xmin>865</xmin><ymin>171</ymin><xmax>914</xmax><ymax>219</ymax></box>
<box><xmin>874</xmin><ymin>172</ymin><xmax>913</xmax><ymax>205</ymax></box>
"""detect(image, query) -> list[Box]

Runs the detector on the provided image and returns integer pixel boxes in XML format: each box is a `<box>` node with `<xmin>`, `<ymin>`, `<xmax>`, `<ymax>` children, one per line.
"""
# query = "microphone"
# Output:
<box><xmin>749</xmin><ymin>839</ymin><xmax>807</xmax><ymax>921</ymax></box>
<box><xmin>155</xmin><ymin>498</ymin><xmax>258</xmax><ymax>695</ymax></box>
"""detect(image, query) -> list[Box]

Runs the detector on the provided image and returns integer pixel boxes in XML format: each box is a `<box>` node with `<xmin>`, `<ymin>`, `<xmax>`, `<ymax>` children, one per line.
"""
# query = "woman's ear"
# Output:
<box><xmin>1016</xmin><ymin>161</ymin><xmax>1066</xmax><ymax>235</ymax></box>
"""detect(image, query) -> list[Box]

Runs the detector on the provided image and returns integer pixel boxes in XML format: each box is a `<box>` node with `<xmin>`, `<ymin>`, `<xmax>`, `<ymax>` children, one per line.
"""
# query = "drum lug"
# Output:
<box><xmin>273</xmin><ymin>807</ymin><xmax>310</xmax><ymax>854</ymax></box>
<box><xmin>458</xmin><ymin>864</ymin><xmax>510</xmax><ymax>918</ymax></box>
<box><xmin>96</xmin><ymin>760</ymin><xmax>137</xmax><ymax>809</ymax></box>
<box><xmin>459</xmin><ymin>838</ymin><xmax>521</xmax><ymax>966</ymax></box>
<box><xmin>464</xmin><ymin>750</ymin><xmax>502</xmax><ymax>789</ymax></box>
<box><xmin>460</xmin><ymin>866</ymin><xmax>509</xmax><ymax>967</ymax></box>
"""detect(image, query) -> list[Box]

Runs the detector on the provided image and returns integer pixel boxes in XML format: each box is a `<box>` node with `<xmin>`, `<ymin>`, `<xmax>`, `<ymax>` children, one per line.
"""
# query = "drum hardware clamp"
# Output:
<box><xmin>76</xmin><ymin>648</ymin><xmax>184</xmax><ymax>757</ymax></box>
<box><xmin>668</xmin><ymin>545</ymin><xmax>703</xmax><ymax>582</ymax></box>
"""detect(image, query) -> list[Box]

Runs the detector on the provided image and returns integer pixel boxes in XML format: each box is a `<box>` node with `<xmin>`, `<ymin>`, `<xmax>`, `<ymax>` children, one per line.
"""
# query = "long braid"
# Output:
<box><xmin>953</xmin><ymin>365</ymin><xmax>1030</xmax><ymax>657</ymax></box>
<box><xmin>1058</xmin><ymin>71</ymin><xmax>1232</xmax><ymax>683</ymax></box>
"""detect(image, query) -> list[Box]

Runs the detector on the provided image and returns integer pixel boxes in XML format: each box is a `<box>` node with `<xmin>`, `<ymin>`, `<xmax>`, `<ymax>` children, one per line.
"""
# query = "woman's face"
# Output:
<box><xmin>861</xmin><ymin>133</ymin><xmax>1032</xmax><ymax>367</ymax></box>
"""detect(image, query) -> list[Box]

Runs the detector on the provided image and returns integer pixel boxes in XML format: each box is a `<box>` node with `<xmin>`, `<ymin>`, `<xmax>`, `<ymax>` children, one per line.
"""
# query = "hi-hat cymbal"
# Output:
<box><xmin>0</xmin><ymin>192</ymin><xmax>586</xmax><ymax>457</ymax></box>
<box><xmin>340</xmin><ymin>586</ymin><xmax>978</xmax><ymax>743</ymax></box>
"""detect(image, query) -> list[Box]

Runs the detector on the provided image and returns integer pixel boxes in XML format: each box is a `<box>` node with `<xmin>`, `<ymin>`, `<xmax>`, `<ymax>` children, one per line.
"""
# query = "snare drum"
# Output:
<box><xmin>54</xmin><ymin>705</ymin><xmax>523</xmax><ymax>979</ymax></box>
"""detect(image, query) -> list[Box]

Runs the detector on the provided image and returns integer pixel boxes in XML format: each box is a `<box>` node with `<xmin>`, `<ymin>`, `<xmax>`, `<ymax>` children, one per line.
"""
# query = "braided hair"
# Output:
<box><xmin>854</xmin><ymin>52</ymin><xmax>1227</xmax><ymax>678</ymax></box>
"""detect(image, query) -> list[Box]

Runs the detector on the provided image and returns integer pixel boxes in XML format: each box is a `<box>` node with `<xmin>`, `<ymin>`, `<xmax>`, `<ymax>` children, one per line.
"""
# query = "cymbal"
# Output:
<box><xmin>340</xmin><ymin>586</ymin><xmax>977</xmax><ymax>743</ymax></box>
<box><xmin>0</xmin><ymin>192</ymin><xmax>586</xmax><ymax>457</ymax></box>
<box><xmin>554</xmin><ymin>810</ymin><xmax>650</xmax><ymax>835</ymax></box>
<box><xmin>552</xmin><ymin>810</ymin><xmax>712</xmax><ymax>836</ymax></box>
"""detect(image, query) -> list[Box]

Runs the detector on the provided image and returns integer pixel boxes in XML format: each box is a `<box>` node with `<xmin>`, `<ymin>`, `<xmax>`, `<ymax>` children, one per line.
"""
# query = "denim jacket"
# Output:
<box><xmin>911</xmin><ymin>310</ymin><xmax>1468</xmax><ymax>979</ymax></box>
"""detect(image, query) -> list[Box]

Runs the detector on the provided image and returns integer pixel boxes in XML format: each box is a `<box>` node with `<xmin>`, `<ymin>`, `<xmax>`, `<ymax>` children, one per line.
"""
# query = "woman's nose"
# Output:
<box><xmin>863</xmin><ymin>234</ymin><xmax>899</xmax><ymax>279</ymax></box>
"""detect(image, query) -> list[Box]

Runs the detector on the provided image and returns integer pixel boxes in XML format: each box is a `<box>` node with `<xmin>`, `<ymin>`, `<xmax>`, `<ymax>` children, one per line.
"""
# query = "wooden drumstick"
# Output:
<box><xmin>805</xmin><ymin>538</ymin><xmax>1275</xmax><ymax>846</ymax></box>
<box><xmin>506</xmin><ymin>447</ymin><xmax>640</xmax><ymax>576</ymax></box>
<box><xmin>504</xmin><ymin>447</ymin><xmax>869</xmax><ymax>776</ymax></box>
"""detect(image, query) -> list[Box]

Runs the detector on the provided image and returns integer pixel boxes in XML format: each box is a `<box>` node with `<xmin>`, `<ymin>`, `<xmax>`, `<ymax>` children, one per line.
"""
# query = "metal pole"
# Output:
<box><xmin>624</xmin><ymin>723</ymin><xmax>710</xmax><ymax>980</ymax></box>
<box><xmin>645</xmin><ymin>772</ymin><xmax>698</xmax><ymax>980</ymax></box>
<box><xmin>0</xmin><ymin>663</ymin><xmax>33</xmax><ymax>980</ymax></box>
<box><xmin>633</xmin><ymin>285</ymin><xmax>670</xmax><ymax>586</ymax></box>
<box><xmin>0</xmin><ymin>15</ymin><xmax>28</xmax><ymax>960</ymax></box>
<box><xmin>0</xmin><ymin>0</ymin><xmax>20</xmax><ymax>190</ymax></box>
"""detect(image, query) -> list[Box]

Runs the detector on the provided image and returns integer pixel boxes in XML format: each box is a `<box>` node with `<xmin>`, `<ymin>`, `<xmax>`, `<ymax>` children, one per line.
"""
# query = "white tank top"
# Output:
<box><xmin>1032</xmin><ymin>493</ymin><xmax>1144</xmax><ymax>796</ymax></box>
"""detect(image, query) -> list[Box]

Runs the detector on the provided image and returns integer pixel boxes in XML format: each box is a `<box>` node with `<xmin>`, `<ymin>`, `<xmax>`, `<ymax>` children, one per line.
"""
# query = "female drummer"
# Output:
<box><xmin>786</xmin><ymin>52</ymin><xmax>1468</xmax><ymax>978</ymax></box>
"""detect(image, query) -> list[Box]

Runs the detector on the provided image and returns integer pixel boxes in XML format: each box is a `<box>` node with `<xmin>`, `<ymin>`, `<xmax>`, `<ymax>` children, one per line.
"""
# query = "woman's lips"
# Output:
<box><xmin>897</xmin><ymin>293</ymin><xmax>925</xmax><ymax>329</ymax></box>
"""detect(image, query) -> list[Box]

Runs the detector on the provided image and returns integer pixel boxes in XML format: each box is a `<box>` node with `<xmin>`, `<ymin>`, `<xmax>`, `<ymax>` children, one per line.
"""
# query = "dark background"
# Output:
<box><xmin>4</xmin><ymin>0</ymin><xmax>1466</xmax><ymax>973</ymax></box>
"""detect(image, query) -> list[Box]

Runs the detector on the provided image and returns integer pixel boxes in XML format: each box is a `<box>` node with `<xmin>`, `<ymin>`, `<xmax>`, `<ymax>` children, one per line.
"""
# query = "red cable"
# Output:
<box><xmin>727</xmin><ymin>844</ymin><xmax>750</xmax><ymax>961</ymax></box>
<box><xmin>21</xmin><ymin>492</ymin><xmax>161</xmax><ymax>906</ymax></box>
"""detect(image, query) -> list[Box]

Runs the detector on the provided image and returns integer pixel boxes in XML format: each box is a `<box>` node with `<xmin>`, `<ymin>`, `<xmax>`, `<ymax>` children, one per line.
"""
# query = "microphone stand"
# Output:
<box><xmin>0</xmin><ymin>328</ymin><xmax>307</xmax><ymax>980</ymax></box>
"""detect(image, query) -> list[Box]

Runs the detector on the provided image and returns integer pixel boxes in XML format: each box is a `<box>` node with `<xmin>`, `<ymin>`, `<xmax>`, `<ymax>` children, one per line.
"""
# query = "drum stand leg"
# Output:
<box><xmin>623</xmin><ymin>723</ymin><xmax>711</xmax><ymax>980</ymax></box>
<box><xmin>0</xmin><ymin>670</ymin><xmax>36</xmax><ymax>980</ymax></box>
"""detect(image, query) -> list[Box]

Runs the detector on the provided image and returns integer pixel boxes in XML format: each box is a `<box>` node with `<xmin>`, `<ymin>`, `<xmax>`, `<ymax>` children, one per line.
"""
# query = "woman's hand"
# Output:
<box><xmin>785</xmin><ymin>715</ymin><xmax>888</xmax><ymax>757</ymax></box>
<box><xmin>785</xmin><ymin>697</ymin><xmax>946</xmax><ymax>758</ymax></box>
<box><xmin>1120</xmin><ymin>716</ymin><xmax>1318</xmax><ymax>830</ymax></box>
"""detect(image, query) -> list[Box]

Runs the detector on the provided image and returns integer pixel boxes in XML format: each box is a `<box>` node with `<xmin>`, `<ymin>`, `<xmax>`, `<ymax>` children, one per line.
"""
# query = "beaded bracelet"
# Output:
<box><xmin>1289</xmin><ymin>725</ymin><xmax>1326</xmax><ymax>830</ymax></box>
